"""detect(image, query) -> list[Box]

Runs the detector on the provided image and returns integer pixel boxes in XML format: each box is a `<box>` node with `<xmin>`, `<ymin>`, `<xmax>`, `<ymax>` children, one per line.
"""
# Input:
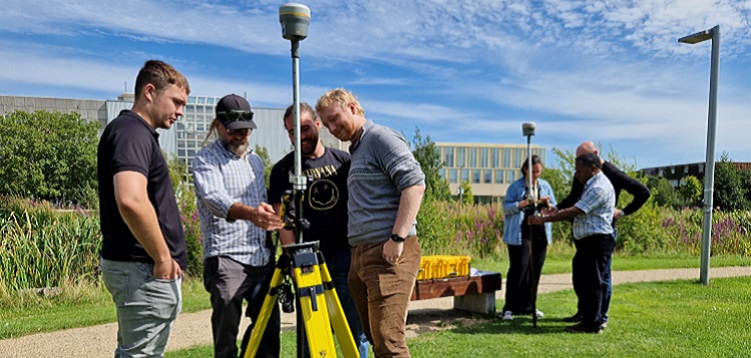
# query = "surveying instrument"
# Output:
<box><xmin>522</xmin><ymin>122</ymin><xmax>543</xmax><ymax>328</ymax></box>
<box><xmin>242</xmin><ymin>4</ymin><xmax>358</xmax><ymax>358</ymax></box>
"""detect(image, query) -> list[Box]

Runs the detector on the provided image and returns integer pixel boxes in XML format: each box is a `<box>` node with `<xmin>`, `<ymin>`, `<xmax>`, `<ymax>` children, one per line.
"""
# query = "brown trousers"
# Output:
<box><xmin>348</xmin><ymin>236</ymin><xmax>421</xmax><ymax>358</ymax></box>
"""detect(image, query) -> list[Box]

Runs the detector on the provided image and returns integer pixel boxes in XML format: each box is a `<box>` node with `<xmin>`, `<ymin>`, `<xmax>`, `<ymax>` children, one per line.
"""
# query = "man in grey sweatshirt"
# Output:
<box><xmin>316</xmin><ymin>88</ymin><xmax>425</xmax><ymax>358</ymax></box>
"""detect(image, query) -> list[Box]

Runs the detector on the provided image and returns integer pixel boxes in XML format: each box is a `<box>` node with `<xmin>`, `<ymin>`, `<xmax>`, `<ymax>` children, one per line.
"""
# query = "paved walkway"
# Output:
<box><xmin>1</xmin><ymin>266</ymin><xmax>750</xmax><ymax>357</ymax></box>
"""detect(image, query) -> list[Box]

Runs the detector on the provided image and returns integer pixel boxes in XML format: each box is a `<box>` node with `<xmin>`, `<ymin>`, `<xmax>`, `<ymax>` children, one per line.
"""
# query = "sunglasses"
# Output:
<box><xmin>217</xmin><ymin>110</ymin><xmax>254</xmax><ymax>122</ymax></box>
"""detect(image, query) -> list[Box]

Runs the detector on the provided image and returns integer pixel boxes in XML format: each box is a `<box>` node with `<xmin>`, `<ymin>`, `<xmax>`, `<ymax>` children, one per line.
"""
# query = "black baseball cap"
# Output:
<box><xmin>216</xmin><ymin>94</ymin><xmax>257</xmax><ymax>130</ymax></box>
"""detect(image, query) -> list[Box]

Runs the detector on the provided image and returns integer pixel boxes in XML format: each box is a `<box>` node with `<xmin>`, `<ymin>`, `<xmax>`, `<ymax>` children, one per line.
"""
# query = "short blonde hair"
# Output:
<box><xmin>315</xmin><ymin>88</ymin><xmax>365</xmax><ymax>116</ymax></box>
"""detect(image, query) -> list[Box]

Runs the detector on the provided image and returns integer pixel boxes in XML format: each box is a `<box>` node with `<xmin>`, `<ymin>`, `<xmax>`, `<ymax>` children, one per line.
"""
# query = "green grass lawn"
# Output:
<box><xmin>1</xmin><ymin>254</ymin><xmax>748</xmax><ymax>340</ymax></box>
<box><xmin>170</xmin><ymin>276</ymin><xmax>751</xmax><ymax>357</ymax></box>
<box><xmin>0</xmin><ymin>278</ymin><xmax>211</xmax><ymax>339</ymax></box>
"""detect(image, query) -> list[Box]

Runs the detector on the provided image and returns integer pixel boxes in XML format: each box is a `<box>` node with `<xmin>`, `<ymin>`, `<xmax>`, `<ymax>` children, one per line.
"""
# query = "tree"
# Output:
<box><xmin>410</xmin><ymin>128</ymin><xmax>451</xmax><ymax>201</ymax></box>
<box><xmin>646</xmin><ymin>176</ymin><xmax>679</xmax><ymax>207</ymax></box>
<box><xmin>677</xmin><ymin>175</ymin><xmax>702</xmax><ymax>208</ymax></box>
<box><xmin>713</xmin><ymin>152</ymin><xmax>750</xmax><ymax>211</ymax></box>
<box><xmin>0</xmin><ymin>110</ymin><xmax>100</xmax><ymax>206</ymax></box>
<box><xmin>540</xmin><ymin>166</ymin><xmax>569</xmax><ymax>205</ymax></box>
<box><xmin>255</xmin><ymin>145</ymin><xmax>273</xmax><ymax>188</ymax></box>
<box><xmin>459</xmin><ymin>181</ymin><xmax>474</xmax><ymax>204</ymax></box>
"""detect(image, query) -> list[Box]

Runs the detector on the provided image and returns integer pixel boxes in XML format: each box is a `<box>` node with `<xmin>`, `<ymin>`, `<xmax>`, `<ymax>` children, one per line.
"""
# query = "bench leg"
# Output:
<box><xmin>453</xmin><ymin>292</ymin><xmax>496</xmax><ymax>315</ymax></box>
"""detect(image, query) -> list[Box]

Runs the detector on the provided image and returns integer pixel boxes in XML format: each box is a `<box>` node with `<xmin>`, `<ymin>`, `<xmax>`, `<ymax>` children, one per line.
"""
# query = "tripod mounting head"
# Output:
<box><xmin>280</xmin><ymin>189</ymin><xmax>310</xmax><ymax>231</ymax></box>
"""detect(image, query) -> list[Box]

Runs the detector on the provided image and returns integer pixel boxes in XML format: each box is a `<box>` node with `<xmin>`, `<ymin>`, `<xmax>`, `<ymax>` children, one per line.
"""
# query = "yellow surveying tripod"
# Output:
<box><xmin>245</xmin><ymin>5</ymin><xmax>358</xmax><ymax>357</ymax></box>
<box><xmin>242</xmin><ymin>191</ymin><xmax>358</xmax><ymax>357</ymax></box>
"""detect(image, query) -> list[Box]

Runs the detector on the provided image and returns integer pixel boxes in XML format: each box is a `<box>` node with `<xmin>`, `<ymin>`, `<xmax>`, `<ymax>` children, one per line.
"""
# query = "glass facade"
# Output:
<box><xmin>436</xmin><ymin>143</ymin><xmax>546</xmax><ymax>202</ymax></box>
<box><xmin>175</xmin><ymin>96</ymin><xmax>219</xmax><ymax>172</ymax></box>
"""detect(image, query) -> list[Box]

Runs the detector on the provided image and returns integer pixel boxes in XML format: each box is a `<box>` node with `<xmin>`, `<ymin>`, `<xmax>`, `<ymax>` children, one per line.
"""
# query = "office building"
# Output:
<box><xmin>435</xmin><ymin>142</ymin><xmax>546</xmax><ymax>203</ymax></box>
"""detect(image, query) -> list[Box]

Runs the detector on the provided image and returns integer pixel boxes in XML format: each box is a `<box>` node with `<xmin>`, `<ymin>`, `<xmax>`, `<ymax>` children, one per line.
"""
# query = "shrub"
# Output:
<box><xmin>417</xmin><ymin>200</ymin><xmax>504</xmax><ymax>258</ymax></box>
<box><xmin>616</xmin><ymin>199</ymin><xmax>673</xmax><ymax>254</ymax></box>
<box><xmin>176</xmin><ymin>184</ymin><xmax>203</xmax><ymax>277</ymax></box>
<box><xmin>0</xmin><ymin>111</ymin><xmax>100</xmax><ymax>206</ymax></box>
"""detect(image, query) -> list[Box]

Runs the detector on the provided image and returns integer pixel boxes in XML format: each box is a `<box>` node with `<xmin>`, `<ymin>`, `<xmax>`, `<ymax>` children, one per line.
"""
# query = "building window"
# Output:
<box><xmin>503</xmin><ymin>149</ymin><xmax>511</xmax><ymax>168</ymax></box>
<box><xmin>506</xmin><ymin>170</ymin><xmax>515</xmax><ymax>183</ymax></box>
<box><xmin>480</xmin><ymin>148</ymin><xmax>489</xmax><ymax>167</ymax></box>
<box><xmin>484</xmin><ymin>170</ymin><xmax>492</xmax><ymax>183</ymax></box>
<box><xmin>439</xmin><ymin>169</ymin><xmax>446</xmax><ymax>179</ymax></box>
<box><xmin>495</xmin><ymin>169</ymin><xmax>504</xmax><ymax>183</ymax></box>
<box><xmin>469</xmin><ymin>148</ymin><xmax>477</xmax><ymax>167</ymax></box>
<box><xmin>449</xmin><ymin>169</ymin><xmax>458</xmax><ymax>183</ymax></box>
<box><xmin>472</xmin><ymin>169</ymin><xmax>481</xmax><ymax>183</ymax></box>
<box><xmin>492</xmin><ymin>148</ymin><xmax>500</xmax><ymax>167</ymax></box>
<box><xmin>457</xmin><ymin>147</ymin><xmax>466</xmax><ymax>167</ymax></box>
<box><xmin>514</xmin><ymin>148</ymin><xmax>523</xmax><ymax>167</ymax></box>
<box><xmin>444</xmin><ymin>147</ymin><xmax>454</xmax><ymax>167</ymax></box>
<box><xmin>461</xmin><ymin>168</ymin><xmax>469</xmax><ymax>182</ymax></box>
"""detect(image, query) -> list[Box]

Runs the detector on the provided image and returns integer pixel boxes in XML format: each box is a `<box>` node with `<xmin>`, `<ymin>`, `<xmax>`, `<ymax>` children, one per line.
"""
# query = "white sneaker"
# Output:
<box><xmin>502</xmin><ymin>311</ymin><xmax>513</xmax><ymax>320</ymax></box>
<box><xmin>535</xmin><ymin>309</ymin><xmax>545</xmax><ymax>318</ymax></box>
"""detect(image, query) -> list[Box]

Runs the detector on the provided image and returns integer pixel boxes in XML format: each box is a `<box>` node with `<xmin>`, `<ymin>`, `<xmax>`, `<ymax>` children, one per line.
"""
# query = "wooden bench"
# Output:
<box><xmin>410</xmin><ymin>271</ymin><xmax>502</xmax><ymax>315</ymax></box>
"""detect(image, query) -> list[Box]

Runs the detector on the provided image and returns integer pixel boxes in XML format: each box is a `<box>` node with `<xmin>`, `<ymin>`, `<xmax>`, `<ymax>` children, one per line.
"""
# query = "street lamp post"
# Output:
<box><xmin>678</xmin><ymin>25</ymin><xmax>720</xmax><ymax>286</ymax></box>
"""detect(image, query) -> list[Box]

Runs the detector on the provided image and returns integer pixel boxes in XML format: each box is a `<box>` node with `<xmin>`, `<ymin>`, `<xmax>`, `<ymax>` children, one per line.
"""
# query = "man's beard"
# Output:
<box><xmin>226</xmin><ymin>140</ymin><xmax>250</xmax><ymax>156</ymax></box>
<box><xmin>300</xmin><ymin>134</ymin><xmax>319</xmax><ymax>157</ymax></box>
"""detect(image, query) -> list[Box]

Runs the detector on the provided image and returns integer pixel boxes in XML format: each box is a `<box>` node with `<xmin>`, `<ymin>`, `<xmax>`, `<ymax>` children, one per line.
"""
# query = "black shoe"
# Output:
<box><xmin>562</xmin><ymin>313</ymin><xmax>583</xmax><ymax>323</ymax></box>
<box><xmin>565</xmin><ymin>323</ymin><xmax>602</xmax><ymax>334</ymax></box>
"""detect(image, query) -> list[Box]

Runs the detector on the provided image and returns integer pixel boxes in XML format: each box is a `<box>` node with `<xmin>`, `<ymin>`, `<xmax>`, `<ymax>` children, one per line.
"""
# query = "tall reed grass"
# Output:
<box><xmin>0</xmin><ymin>196</ymin><xmax>101</xmax><ymax>295</ymax></box>
<box><xmin>417</xmin><ymin>199</ymin><xmax>750</xmax><ymax>260</ymax></box>
<box><xmin>2</xmin><ymin>194</ymin><xmax>748</xmax><ymax>299</ymax></box>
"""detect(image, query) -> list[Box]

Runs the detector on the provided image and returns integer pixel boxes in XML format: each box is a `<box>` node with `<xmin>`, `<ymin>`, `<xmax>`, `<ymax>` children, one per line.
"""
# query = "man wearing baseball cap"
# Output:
<box><xmin>193</xmin><ymin>94</ymin><xmax>284</xmax><ymax>358</ymax></box>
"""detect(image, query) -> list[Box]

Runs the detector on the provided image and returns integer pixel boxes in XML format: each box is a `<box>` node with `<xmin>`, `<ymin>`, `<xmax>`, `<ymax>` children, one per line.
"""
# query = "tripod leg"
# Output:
<box><xmin>318</xmin><ymin>258</ymin><xmax>358</xmax><ymax>357</ymax></box>
<box><xmin>243</xmin><ymin>268</ymin><xmax>284</xmax><ymax>358</ymax></box>
<box><xmin>294</xmin><ymin>252</ymin><xmax>338</xmax><ymax>357</ymax></box>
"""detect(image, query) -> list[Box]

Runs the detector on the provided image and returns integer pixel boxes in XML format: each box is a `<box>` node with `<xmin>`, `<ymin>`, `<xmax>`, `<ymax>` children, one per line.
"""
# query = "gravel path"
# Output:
<box><xmin>2</xmin><ymin>266</ymin><xmax>749</xmax><ymax>357</ymax></box>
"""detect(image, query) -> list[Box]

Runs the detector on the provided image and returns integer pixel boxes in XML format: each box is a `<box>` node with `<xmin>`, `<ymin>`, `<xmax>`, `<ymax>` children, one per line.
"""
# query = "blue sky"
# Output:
<box><xmin>1</xmin><ymin>0</ymin><xmax>750</xmax><ymax>169</ymax></box>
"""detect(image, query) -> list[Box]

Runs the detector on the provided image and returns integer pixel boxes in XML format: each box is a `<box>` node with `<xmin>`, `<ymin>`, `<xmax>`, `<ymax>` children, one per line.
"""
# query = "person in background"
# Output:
<box><xmin>529</xmin><ymin>153</ymin><xmax>616</xmax><ymax>334</ymax></box>
<box><xmin>192</xmin><ymin>94</ymin><xmax>284</xmax><ymax>358</ymax></box>
<box><xmin>556</xmin><ymin>141</ymin><xmax>651</xmax><ymax>328</ymax></box>
<box><xmin>98</xmin><ymin>59</ymin><xmax>189</xmax><ymax>357</ymax></box>
<box><xmin>316</xmin><ymin>88</ymin><xmax>425</xmax><ymax>357</ymax></box>
<box><xmin>500</xmin><ymin>155</ymin><xmax>556</xmax><ymax>321</ymax></box>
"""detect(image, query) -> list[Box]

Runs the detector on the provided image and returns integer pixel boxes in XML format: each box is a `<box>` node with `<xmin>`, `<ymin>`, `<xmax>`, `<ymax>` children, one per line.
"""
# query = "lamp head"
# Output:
<box><xmin>279</xmin><ymin>3</ymin><xmax>310</xmax><ymax>41</ymax></box>
<box><xmin>522</xmin><ymin>122</ymin><xmax>536</xmax><ymax>137</ymax></box>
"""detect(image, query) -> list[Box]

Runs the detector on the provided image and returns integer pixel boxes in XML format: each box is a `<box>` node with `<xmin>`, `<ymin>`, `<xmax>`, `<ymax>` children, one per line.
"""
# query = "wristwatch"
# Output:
<box><xmin>389</xmin><ymin>234</ymin><xmax>406</xmax><ymax>243</ymax></box>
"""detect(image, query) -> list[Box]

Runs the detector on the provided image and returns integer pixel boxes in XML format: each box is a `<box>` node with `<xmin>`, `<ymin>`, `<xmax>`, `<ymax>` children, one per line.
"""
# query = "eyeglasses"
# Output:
<box><xmin>227</xmin><ymin>128</ymin><xmax>251</xmax><ymax>136</ymax></box>
<box><xmin>217</xmin><ymin>110</ymin><xmax>254</xmax><ymax>122</ymax></box>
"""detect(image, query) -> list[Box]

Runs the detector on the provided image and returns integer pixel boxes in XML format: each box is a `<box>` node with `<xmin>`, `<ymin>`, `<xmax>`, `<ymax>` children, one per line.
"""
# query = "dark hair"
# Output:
<box><xmin>520</xmin><ymin>154</ymin><xmax>543</xmax><ymax>174</ymax></box>
<box><xmin>283</xmin><ymin>102</ymin><xmax>318</xmax><ymax>127</ymax></box>
<box><xmin>134</xmin><ymin>60</ymin><xmax>190</xmax><ymax>98</ymax></box>
<box><xmin>575</xmin><ymin>153</ymin><xmax>602</xmax><ymax>169</ymax></box>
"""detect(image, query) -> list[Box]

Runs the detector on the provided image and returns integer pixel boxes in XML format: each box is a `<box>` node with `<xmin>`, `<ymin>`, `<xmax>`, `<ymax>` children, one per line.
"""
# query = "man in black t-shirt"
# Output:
<box><xmin>269</xmin><ymin>103</ymin><xmax>369</xmax><ymax>357</ymax></box>
<box><xmin>97</xmin><ymin>60</ymin><xmax>189</xmax><ymax>357</ymax></box>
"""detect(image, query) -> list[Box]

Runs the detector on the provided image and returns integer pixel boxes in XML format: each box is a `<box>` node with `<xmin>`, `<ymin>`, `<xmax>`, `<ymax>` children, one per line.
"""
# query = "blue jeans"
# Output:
<box><xmin>101</xmin><ymin>258</ymin><xmax>182</xmax><ymax>358</ymax></box>
<box><xmin>572</xmin><ymin>233</ymin><xmax>615</xmax><ymax>328</ymax></box>
<box><xmin>328</xmin><ymin>249</ymin><xmax>369</xmax><ymax>358</ymax></box>
<box><xmin>601</xmin><ymin>229</ymin><xmax>617</xmax><ymax>322</ymax></box>
<box><xmin>574</xmin><ymin>230</ymin><xmax>615</xmax><ymax>323</ymax></box>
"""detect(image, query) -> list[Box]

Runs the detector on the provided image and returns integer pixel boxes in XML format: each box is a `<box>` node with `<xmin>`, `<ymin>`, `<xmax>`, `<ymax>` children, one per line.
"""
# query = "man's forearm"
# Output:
<box><xmin>392</xmin><ymin>184</ymin><xmax>425</xmax><ymax>237</ymax></box>
<box><xmin>543</xmin><ymin>206</ymin><xmax>583</xmax><ymax>223</ymax></box>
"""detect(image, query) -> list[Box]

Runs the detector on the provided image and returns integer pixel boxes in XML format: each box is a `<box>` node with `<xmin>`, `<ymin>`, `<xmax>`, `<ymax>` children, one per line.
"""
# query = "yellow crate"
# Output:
<box><xmin>416</xmin><ymin>255</ymin><xmax>470</xmax><ymax>280</ymax></box>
